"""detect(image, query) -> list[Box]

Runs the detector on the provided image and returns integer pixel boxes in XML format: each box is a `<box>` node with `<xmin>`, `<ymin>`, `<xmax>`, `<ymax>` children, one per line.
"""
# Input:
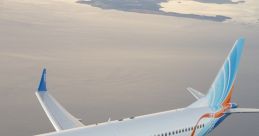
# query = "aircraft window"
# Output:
<box><xmin>188</xmin><ymin>128</ymin><xmax>190</xmax><ymax>131</ymax></box>
<box><xmin>191</xmin><ymin>127</ymin><xmax>193</xmax><ymax>130</ymax></box>
<box><xmin>165</xmin><ymin>133</ymin><xmax>167</xmax><ymax>136</ymax></box>
<box><xmin>172</xmin><ymin>131</ymin><xmax>174</xmax><ymax>135</ymax></box>
<box><xmin>182</xmin><ymin>129</ymin><xmax>184</xmax><ymax>132</ymax></box>
<box><xmin>176</xmin><ymin>130</ymin><xmax>178</xmax><ymax>134</ymax></box>
<box><xmin>162</xmin><ymin>134</ymin><xmax>163</xmax><ymax>136</ymax></box>
<box><xmin>169</xmin><ymin>132</ymin><xmax>171</xmax><ymax>135</ymax></box>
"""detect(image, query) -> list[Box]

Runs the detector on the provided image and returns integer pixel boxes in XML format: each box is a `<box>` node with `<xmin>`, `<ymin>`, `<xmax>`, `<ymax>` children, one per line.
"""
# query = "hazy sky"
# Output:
<box><xmin>0</xmin><ymin>0</ymin><xmax>259</xmax><ymax>136</ymax></box>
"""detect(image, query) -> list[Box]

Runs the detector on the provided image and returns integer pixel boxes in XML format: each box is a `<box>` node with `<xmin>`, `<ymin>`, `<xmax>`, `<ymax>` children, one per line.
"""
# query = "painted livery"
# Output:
<box><xmin>35</xmin><ymin>38</ymin><xmax>259</xmax><ymax>136</ymax></box>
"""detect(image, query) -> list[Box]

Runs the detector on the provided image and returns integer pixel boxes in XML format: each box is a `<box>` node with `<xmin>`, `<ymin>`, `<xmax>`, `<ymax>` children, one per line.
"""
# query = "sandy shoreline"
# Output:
<box><xmin>160</xmin><ymin>0</ymin><xmax>259</xmax><ymax>24</ymax></box>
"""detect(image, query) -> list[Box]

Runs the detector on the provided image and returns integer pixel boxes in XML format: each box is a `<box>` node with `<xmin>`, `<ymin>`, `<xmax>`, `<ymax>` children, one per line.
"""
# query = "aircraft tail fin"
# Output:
<box><xmin>206</xmin><ymin>38</ymin><xmax>245</xmax><ymax>107</ymax></box>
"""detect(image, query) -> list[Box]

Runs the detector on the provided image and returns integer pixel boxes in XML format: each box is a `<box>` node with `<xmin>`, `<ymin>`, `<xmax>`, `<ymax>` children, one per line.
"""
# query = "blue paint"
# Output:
<box><xmin>206</xmin><ymin>38</ymin><xmax>244</xmax><ymax>108</ymax></box>
<box><xmin>38</xmin><ymin>68</ymin><xmax>47</xmax><ymax>91</ymax></box>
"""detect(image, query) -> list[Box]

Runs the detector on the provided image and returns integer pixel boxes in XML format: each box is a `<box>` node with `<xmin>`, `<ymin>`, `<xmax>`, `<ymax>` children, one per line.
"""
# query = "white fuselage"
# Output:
<box><xmin>39</xmin><ymin>107</ymin><xmax>219</xmax><ymax>136</ymax></box>
<box><xmin>36</xmin><ymin>39</ymin><xmax>259</xmax><ymax>136</ymax></box>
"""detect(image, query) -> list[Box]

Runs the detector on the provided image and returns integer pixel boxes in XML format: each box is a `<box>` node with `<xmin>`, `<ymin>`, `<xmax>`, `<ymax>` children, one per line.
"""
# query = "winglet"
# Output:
<box><xmin>38</xmin><ymin>68</ymin><xmax>47</xmax><ymax>91</ymax></box>
<box><xmin>35</xmin><ymin>68</ymin><xmax>84</xmax><ymax>131</ymax></box>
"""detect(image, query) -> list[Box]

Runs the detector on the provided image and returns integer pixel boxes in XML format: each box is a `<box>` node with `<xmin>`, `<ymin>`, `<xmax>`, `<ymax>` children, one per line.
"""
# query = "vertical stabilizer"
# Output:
<box><xmin>206</xmin><ymin>38</ymin><xmax>244</xmax><ymax>107</ymax></box>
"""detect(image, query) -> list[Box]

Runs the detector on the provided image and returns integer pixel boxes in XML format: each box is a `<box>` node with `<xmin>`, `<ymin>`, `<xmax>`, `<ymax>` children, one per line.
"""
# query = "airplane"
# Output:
<box><xmin>35</xmin><ymin>38</ymin><xmax>259</xmax><ymax>136</ymax></box>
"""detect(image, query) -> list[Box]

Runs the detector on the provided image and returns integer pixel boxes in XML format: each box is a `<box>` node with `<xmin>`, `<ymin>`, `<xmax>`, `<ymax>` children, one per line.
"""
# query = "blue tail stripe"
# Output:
<box><xmin>207</xmin><ymin>38</ymin><xmax>244</xmax><ymax>107</ymax></box>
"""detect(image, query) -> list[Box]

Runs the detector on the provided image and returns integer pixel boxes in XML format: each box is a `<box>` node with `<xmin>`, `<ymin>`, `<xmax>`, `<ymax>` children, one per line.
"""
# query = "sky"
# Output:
<box><xmin>0</xmin><ymin>0</ymin><xmax>259</xmax><ymax>136</ymax></box>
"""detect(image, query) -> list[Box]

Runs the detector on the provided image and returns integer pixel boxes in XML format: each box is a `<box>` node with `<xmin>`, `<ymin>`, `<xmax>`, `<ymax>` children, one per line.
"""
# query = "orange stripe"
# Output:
<box><xmin>190</xmin><ymin>105</ymin><xmax>231</xmax><ymax>136</ymax></box>
<box><xmin>191</xmin><ymin>82</ymin><xmax>235</xmax><ymax>135</ymax></box>
<box><xmin>222</xmin><ymin>83</ymin><xmax>235</xmax><ymax>107</ymax></box>
<box><xmin>191</xmin><ymin>113</ymin><xmax>211</xmax><ymax>136</ymax></box>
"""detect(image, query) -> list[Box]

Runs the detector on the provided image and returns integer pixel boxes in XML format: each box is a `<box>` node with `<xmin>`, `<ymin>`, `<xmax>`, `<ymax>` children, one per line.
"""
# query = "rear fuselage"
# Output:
<box><xmin>39</xmin><ymin>107</ymin><xmax>228</xmax><ymax>136</ymax></box>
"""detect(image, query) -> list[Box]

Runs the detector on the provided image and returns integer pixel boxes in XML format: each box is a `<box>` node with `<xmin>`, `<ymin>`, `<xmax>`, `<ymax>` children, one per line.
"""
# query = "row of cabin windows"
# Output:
<box><xmin>154</xmin><ymin>124</ymin><xmax>205</xmax><ymax>136</ymax></box>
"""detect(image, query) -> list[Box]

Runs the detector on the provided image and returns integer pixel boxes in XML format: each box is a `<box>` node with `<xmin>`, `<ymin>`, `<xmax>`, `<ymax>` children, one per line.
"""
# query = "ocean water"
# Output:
<box><xmin>0</xmin><ymin>0</ymin><xmax>259</xmax><ymax>135</ymax></box>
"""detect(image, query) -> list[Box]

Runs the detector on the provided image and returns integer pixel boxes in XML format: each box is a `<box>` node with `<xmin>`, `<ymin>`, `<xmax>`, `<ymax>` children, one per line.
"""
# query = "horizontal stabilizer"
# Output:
<box><xmin>225</xmin><ymin>108</ymin><xmax>259</xmax><ymax>114</ymax></box>
<box><xmin>36</xmin><ymin>69</ymin><xmax>84</xmax><ymax>131</ymax></box>
<box><xmin>187</xmin><ymin>87</ymin><xmax>205</xmax><ymax>100</ymax></box>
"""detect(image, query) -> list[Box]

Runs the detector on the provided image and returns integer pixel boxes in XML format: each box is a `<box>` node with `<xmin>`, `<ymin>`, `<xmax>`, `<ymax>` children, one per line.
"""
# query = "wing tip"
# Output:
<box><xmin>38</xmin><ymin>68</ymin><xmax>47</xmax><ymax>92</ymax></box>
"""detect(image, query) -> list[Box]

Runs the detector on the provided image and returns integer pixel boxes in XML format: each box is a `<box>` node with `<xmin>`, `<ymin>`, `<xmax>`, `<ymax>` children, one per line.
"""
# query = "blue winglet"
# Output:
<box><xmin>38</xmin><ymin>68</ymin><xmax>47</xmax><ymax>91</ymax></box>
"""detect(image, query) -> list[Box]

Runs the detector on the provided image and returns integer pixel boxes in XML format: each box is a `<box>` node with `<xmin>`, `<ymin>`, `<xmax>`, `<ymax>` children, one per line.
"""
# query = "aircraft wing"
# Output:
<box><xmin>36</xmin><ymin>69</ymin><xmax>84</xmax><ymax>131</ymax></box>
